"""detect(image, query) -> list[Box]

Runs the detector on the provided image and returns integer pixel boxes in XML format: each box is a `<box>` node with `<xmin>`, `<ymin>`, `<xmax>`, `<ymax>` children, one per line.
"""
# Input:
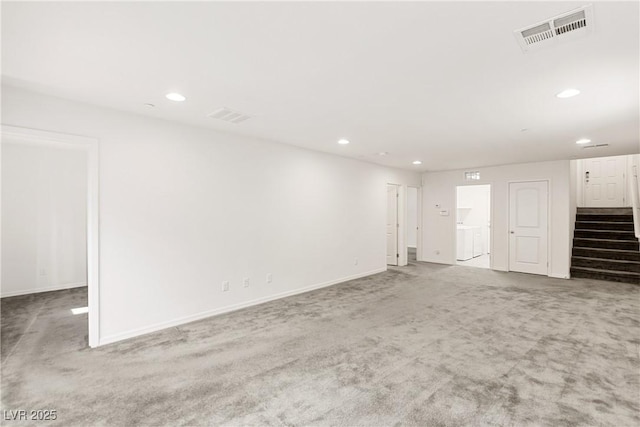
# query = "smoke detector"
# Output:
<box><xmin>207</xmin><ymin>107</ymin><xmax>252</xmax><ymax>124</ymax></box>
<box><xmin>514</xmin><ymin>5</ymin><xmax>594</xmax><ymax>53</ymax></box>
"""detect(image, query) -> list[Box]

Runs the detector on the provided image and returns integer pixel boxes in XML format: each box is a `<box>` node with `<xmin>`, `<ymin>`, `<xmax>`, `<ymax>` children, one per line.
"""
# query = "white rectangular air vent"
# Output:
<box><xmin>207</xmin><ymin>108</ymin><xmax>252</xmax><ymax>124</ymax></box>
<box><xmin>582</xmin><ymin>144</ymin><xmax>610</xmax><ymax>149</ymax></box>
<box><xmin>514</xmin><ymin>5</ymin><xmax>593</xmax><ymax>53</ymax></box>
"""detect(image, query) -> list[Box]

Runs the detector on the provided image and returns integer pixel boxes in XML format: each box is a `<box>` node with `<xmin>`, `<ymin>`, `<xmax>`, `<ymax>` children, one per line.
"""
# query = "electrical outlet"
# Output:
<box><xmin>266</xmin><ymin>273</ymin><xmax>273</xmax><ymax>283</ymax></box>
<box><xmin>222</xmin><ymin>281</ymin><xmax>230</xmax><ymax>292</ymax></box>
<box><xmin>243</xmin><ymin>278</ymin><xmax>249</xmax><ymax>288</ymax></box>
<box><xmin>354</xmin><ymin>257</ymin><xmax>358</xmax><ymax>266</ymax></box>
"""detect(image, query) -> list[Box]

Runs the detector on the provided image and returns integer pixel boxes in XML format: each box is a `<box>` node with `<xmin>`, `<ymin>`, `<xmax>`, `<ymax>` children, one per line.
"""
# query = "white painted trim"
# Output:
<box><xmin>1</xmin><ymin>282</ymin><xmax>87</xmax><ymax>298</ymax></box>
<box><xmin>549</xmin><ymin>273</ymin><xmax>570</xmax><ymax>280</ymax></box>
<box><xmin>408</xmin><ymin>185</ymin><xmax>423</xmax><ymax>262</ymax></box>
<box><xmin>398</xmin><ymin>184</ymin><xmax>408</xmax><ymax>267</ymax></box>
<box><xmin>417</xmin><ymin>259</ymin><xmax>452</xmax><ymax>266</ymax></box>
<box><xmin>99</xmin><ymin>267</ymin><xmax>386</xmax><ymax>346</ymax></box>
<box><xmin>0</xmin><ymin>125</ymin><xmax>100</xmax><ymax>347</ymax></box>
<box><xmin>386</xmin><ymin>183</ymin><xmax>400</xmax><ymax>266</ymax></box>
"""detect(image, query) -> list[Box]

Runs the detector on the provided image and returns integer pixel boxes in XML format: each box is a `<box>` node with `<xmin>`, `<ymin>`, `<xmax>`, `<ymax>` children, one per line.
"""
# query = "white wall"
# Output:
<box><xmin>2</xmin><ymin>143</ymin><xmax>87</xmax><ymax>297</ymax></box>
<box><xmin>456</xmin><ymin>184</ymin><xmax>490</xmax><ymax>254</ymax></box>
<box><xmin>421</xmin><ymin>160</ymin><xmax>572</xmax><ymax>278</ymax></box>
<box><xmin>1</xmin><ymin>85</ymin><xmax>420</xmax><ymax>344</ymax></box>
<box><xmin>407</xmin><ymin>187</ymin><xmax>418</xmax><ymax>248</ymax></box>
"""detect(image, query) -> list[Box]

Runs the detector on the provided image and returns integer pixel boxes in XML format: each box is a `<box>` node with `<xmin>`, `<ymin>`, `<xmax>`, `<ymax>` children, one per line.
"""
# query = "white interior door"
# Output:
<box><xmin>509</xmin><ymin>181</ymin><xmax>548</xmax><ymax>275</ymax></box>
<box><xmin>386</xmin><ymin>184</ymin><xmax>398</xmax><ymax>266</ymax></box>
<box><xmin>584</xmin><ymin>156</ymin><xmax>627</xmax><ymax>207</ymax></box>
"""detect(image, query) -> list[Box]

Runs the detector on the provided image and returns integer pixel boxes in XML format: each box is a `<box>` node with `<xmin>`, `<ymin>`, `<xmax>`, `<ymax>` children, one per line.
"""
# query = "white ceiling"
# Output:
<box><xmin>2</xmin><ymin>1</ymin><xmax>639</xmax><ymax>171</ymax></box>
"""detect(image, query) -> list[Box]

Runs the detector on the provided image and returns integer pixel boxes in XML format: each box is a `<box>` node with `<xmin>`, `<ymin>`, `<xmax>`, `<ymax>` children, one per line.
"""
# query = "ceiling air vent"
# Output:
<box><xmin>582</xmin><ymin>144</ymin><xmax>610</xmax><ymax>149</ymax></box>
<box><xmin>514</xmin><ymin>5</ymin><xmax>593</xmax><ymax>53</ymax></box>
<box><xmin>207</xmin><ymin>107</ymin><xmax>252</xmax><ymax>124</ymax></box>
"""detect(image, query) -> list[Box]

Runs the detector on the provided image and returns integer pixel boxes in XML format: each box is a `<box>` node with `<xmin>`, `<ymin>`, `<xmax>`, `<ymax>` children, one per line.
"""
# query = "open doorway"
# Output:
<box><xmin>456</xmin><ymin>184</ymin><xmax>491</xmax><ymax>269</ymax></box>
<box><xmin>1</xmin><ymin>126</ymin><xmax>99</xmax><ymax>348</ymax></box>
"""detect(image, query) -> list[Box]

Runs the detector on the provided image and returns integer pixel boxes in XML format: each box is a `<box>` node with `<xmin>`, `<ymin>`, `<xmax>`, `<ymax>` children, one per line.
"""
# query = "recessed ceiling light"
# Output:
<box><xmin>576</xmin><ymin>138</ymin><xmax>591</xmax><ymax>144</ymax></box>
<box><xmin>338</xmin><ymin>138</ymin><xmax>350</xmax><ymax>145</ymax></box>
<box><xmin>556</xmin><ymin>89</ymin><xmax>580</xmax><ymax>98</ymax></box>
<box><xmin>412</xmin><ymin>160</ymin><xmax>422</xmax><ymax>165</ymax></box>
<box><xmin>166</xmin><ymin>92</ymin><xmax>186</xmax><ymax>102</ymax></box>
<box><xmin>377</xmin><ymin>151</ymin><xmax>389</xmax><ymax>156</ymax></box>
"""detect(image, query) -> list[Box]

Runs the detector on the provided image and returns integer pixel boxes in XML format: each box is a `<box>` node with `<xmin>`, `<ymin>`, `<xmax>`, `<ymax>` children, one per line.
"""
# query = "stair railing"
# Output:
<box><xmin>632</xmin><ymin>162</ymin><xmax>640</xmax><ymax>240</ymax></box>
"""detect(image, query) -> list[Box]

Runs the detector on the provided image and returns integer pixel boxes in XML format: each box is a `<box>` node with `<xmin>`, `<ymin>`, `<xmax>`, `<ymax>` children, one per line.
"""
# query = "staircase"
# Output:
<box><xmin>571</xmin><ymin>207</ymin><xmax>640</xmax><ymax>284</ymax></box>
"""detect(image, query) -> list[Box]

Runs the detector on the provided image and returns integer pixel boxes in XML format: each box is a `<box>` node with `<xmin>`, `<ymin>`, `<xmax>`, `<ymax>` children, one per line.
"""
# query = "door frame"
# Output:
<box><xmin>407</xmin><ymin>185</ymin><xmax>423</xmax><ymax>262</ymax></box>
<box><xmin>454</xmin><ymin>183</ymin><xmax>494</xmax><ymax>269</ymax></box>
<box><xmin>507</xmin><ymin>179</ymin><xmax>550</xmax><ymax>276</ymax></box>
<box><xmin>386</xmin><ymin>183</ymin><xmax>408</xmax><ymax>267</ymax></box>
<box><xmin>1</xmin><ymin>125</ymin><xmax>101</xmax><ymax>347</ymax></box>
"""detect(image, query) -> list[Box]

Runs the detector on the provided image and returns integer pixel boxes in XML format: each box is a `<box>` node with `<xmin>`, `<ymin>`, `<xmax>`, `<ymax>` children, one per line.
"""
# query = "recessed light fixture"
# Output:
<box><xmin>413</xmin><ymin>160</ymin><xmax>422</xmax><ymax>165</ymax></box>
<box><xmin>338</xmin><ymin>138</ymin><xmax>350</xmax><ymax>145</ymax></box>
<box><xmin>576</xmin><ymin>138</ymin><xmax>591</xmax><ymax>144</ymax></box>
<box><xmin>556</xmin><ymin>88</ymin><xmax>580</xmax><ymax>98</ymax></box>
<box><xmin>165</xmin><ymin>92</ymin><xmax>186</xmax><ymax>102</ymax></box>
<box><xmin>377</xmin><ymin>151</ymin><xmax>389</xmax><ymax>156</ymax></box>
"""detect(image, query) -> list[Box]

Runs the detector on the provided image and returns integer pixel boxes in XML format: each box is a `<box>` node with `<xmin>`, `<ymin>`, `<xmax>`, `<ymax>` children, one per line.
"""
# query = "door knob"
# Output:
<box><xmin>510</xmin><ymin>231</ymin><xmax>515</xmax><ymax>234</ymax></box>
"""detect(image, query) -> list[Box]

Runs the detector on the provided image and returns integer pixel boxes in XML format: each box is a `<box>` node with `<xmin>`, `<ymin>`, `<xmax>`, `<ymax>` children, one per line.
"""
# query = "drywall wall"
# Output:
<box><xmin>1</xmin><ymin>85</ymin><xmax>420</xmax><ymax>344</ymax></box>
<box><xmin>2</xmin><ymin>142</ymin><xmax>87</xmax><ymax>297</ymax></box>
<box><xmin>421</xmin><ymin>160</ymin><xmax>572</xmax><ymax>278</ymax></box>
<box><xmin>407</xmin><ymin>187</ymin><xmax>418</xmax><ymax>248</ymax></box>
<box><xmin>456</xmin><ymin>184</ymin><xmax>490</xmax><ymax>254</ymax></box>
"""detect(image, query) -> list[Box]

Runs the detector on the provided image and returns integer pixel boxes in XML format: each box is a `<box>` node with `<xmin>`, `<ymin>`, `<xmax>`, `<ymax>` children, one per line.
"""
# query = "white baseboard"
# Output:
<box><xmin>1</xmin><ymin>282</ymin><xmax>87</xmax><ymax>298</ymax></box>
<box><xmin>420</xmin><ymin>258</ymin><xmax>453</xmax><ymax>266</ymax></box>
<box><xmin>99</xmin><ymin>267</ymin><xmax>387</xmax><ymax>346</ymax></box>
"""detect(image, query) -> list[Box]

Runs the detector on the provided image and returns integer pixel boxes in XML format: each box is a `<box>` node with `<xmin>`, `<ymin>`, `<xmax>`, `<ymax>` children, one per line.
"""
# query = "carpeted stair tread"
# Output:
<box><xmin>570</xmin><ymin>266</ymin><xmax>640</xmax><ymax>284</ymax></box>
<box><xmin>573</xmin><ymin>238</ymin><xmax>639</xmax><ymax>251</ymax></box>
<box><xmin>571</xmin><ymin>256</ymin><xmax>640</xmax><ymax>273</ymax></box>
<box><xmin>577</xmin><ymin>207</ymin><xmax>633</xmax><ymax>215</ymax></box>
<box><xmin>572</xmin><ymin>247</ymin><xmax>640</xmax><ymax>261</ymax></box>
<box><xmin>576</xmin><ymin>214</ymin><xmax>633</xmax><ymax>222</ymax></box>
<box><xmin>575</xmin><ymin>221</ymin><xmax>635</xmax><ymax>231</ymax></box>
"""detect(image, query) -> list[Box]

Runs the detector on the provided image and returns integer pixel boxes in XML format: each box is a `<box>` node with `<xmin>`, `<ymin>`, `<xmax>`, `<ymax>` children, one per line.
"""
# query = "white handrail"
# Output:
<box><xmin>631</xmin><ymin>163</ymin><xmax>640</xmax><ymax>240</ymax></box>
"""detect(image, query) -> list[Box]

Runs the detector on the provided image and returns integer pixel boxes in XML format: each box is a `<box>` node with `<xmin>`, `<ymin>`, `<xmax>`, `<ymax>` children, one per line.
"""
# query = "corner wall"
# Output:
<box><xmin>421</xmin><ymin>160</ymin><xmax>572</xmax><ymax>278</ymax></box>
<box><xmin>1</xmin><ymin>85</ymin><xmax>420</xmax><ymax>344</ymax></box>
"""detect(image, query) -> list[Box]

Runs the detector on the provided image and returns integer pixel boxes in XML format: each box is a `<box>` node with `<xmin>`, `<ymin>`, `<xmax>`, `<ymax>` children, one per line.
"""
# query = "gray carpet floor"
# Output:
<box><xmin>1</xmin><ymin>261</ymin><xmax>639</xmax><ymax>426</ymax></box>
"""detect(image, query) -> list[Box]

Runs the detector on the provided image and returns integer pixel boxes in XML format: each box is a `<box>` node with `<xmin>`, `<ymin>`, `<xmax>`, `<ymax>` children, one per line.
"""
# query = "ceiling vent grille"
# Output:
<box><xmin>514</xmin><ymin>5</ymin><xmax>593</xmax><ymax>53</ymax></box>
<box><xmin>582</xmin><ymin>144</ymin><xmax>610</xmax><ymax>149</ymax></box>
<box><xmin>207</xmin><ymin>107</ymin><xmax>252</xmax><ymax>124</ymax></box>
